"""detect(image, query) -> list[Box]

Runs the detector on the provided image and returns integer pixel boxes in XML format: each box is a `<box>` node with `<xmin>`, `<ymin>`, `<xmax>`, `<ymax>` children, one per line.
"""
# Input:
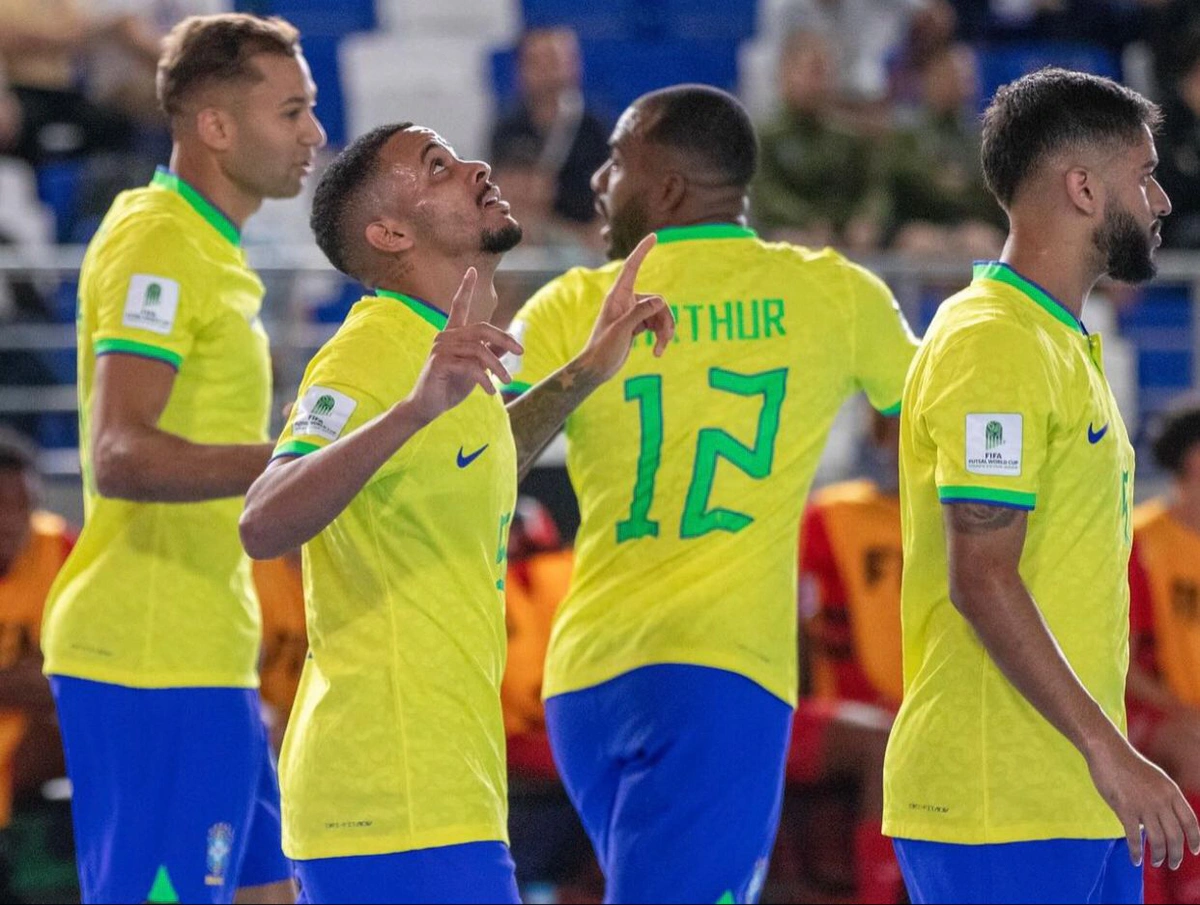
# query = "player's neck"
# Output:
<box><xmin>998</xmin><ymin>229</ymin><xmax>1094</xmax><ymax>322</ymax></box>
<box><xmin>167</xmin><ymin>145</ymin><xmax>263</xmax><ymax>232</ymax></box>
<box><xmin>379</xmin><ymin>254</ymin><xmax>500</xmax><ymax>323</ymax></box>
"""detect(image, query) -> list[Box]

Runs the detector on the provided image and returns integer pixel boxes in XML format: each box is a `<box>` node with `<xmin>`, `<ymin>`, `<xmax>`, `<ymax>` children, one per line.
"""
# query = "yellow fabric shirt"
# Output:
<box><xmin>884</xmin><ymin>261</ymin><xmax>1134</xmax><ymax>844</ymax></box>
<box><xmin>507</xmin><ymin>224</ymin><xmax>917</xmax><ymax>705</ymax></box>
<box><xmin>274</xmin><ymin>291</ymin><xmax>516</xmax><ymax>860</ymax></box>
<box><xmin>43</xmin><ymin>168</ymin><xmax>270</xmax><ymax>689</ymax></box>
<box><xmin>1131</xmin><ymin>501</ymin><xmax>1200</xmax><ymax>708</ymax></box>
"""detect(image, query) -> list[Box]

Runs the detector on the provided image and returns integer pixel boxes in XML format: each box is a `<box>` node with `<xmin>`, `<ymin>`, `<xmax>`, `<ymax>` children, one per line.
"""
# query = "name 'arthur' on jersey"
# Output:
<box><xmin>505</xmin><ymin>224</ymin><xmax>918</xmax><ymax>706</ymax></box>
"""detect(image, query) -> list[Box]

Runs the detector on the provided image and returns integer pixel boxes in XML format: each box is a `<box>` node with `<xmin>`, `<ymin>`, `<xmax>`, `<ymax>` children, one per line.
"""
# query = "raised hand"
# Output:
<box><xmin>403</xmin><ymin>267</ymin><xmax>524</xmax><ymax>424</ymax></box>
<box><xmin>580</xmin><ymin>233</ymin><xmax>675</xmax><ymax>382</ymax></box>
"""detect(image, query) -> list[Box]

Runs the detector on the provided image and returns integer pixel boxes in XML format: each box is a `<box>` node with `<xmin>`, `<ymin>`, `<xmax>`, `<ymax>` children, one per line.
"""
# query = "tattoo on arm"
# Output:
<box><xmin>507</xmin><ymin>359</ymin><xmax>601</xmax><ymax>480</ymax></box>
<box><xmin>947</xmin><ymin>503</ymin><xmax>1021</xmax><ymax>535</ymax></box>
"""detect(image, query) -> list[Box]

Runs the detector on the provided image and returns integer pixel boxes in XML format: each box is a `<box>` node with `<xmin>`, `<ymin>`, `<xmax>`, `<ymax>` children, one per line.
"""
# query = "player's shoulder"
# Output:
<box><xmin>88</xmin><ymin>186</ymin><xmax>204</xmax><ymax>269</ymax></box>
<box><xmin>923</xmin><ymin>286</ymin><xmax>1046</xmax><ymax>359</ymax></box>
<box><xmin>1132</xmin><ymin>498</ymin><xmax>1172</xmax><ymax>537</ymax></box>
<box><xmin>531</xmin><ymin>262</ymin><xmax>620</xmax><ymax>306</ymax></box>
<box><xmin>753</xmin><ymin>240</ymin><xmax>890</xmax><ymax>295</ymax></box>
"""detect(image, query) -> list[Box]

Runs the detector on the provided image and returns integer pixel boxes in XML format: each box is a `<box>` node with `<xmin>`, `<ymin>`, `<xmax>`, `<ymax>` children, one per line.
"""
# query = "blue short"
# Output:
<box><xmin>294</xmin><ymin>841</ymin><xmax>519</xmax><ymax>904</ymax></box>
<box><xmin>892</xmin><ymin>837</ymin><xmax>1142</xmax><ymax>904</ymax></box>
<box><xmin>545</xmin><ymin>664</ymin><xmax>793</xmax><ymax>904</ymax></box>
<box><xmin>50</xmin><ymin>675</ymin><xmax>292</xmax><ymax>904</ymax></box>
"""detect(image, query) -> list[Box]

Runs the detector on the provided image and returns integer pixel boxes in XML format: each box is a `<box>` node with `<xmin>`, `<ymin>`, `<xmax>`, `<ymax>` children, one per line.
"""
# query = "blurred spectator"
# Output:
<box><xmin>501</xmin><ymin>496</ymin><xmax>597</xmax><ymax>903</ymax></box>
<box><xmin>885</xmin><ymin>44</ymin><xmax>1005</xmax><ymax>258</ymax></box>
<box><xmin>752</xmin><ymin>29</ymin><xmax>887</xmax><ymax>251</ymax></box>
<box><xmin>0</xmin><ymin>429</ymin><xmax>73</xmax><ymax>900</ymax></box>
<box><xmin>780</xmin><ymin>0</ymin><xmax>950</xmax><ymax>108</ymax></box>
<box><xmin>0</xmin><ymin>1</ymin><xmax>160</xmax><ymax>165</ymax></box>
<box><xmin>780</xmin><ymin>410</ymin><xmax>904</xmax><ymax>904</ymax></box>
<box><xmin>1156</xmin><ymin>33</ymin><xmax>1200</xmax><ymax>249</ymax></box>
<box><xmin>490</xmin><ymin>27</ymin><xmax>609</xmax><ymax>227</ymax></box>
<box><xmin>252</xmin><ymin>552</ymin><xmax>307</xmax><ymax>753</ymax></box>
<box><xmin>1127</xmin><ymin>397</ymin><xmax>1200</xmax><ymax>904</ymax></box>
<box><xmin>492</xmin><ymin>142</ymin><xmax>600</xmax><ymax>263</ymax></box>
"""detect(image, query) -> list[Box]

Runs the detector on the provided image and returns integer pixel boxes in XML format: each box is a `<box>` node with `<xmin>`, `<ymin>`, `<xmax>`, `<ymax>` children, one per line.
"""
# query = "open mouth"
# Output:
<box><xmin>480</xmin><ymin>184</ymin><xmax>502</xmax><ymax>208</ymax></box>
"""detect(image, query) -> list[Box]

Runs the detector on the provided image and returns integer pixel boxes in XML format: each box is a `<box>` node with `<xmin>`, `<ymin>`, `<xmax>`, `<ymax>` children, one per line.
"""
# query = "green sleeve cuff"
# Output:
<box><xmin>877</xmin><ymin>400</ymin><xmax>902</xmax><ymax>417</ymax></box>
<box><xmin>271</xmin><ymin>439</ymin><xmax>321</xmax><ymax>461</ymax></box>
<box><xmin>938</xmin><ymin>485</ymin><xmax>1036</xmax><ymax>510</ymax></box>
<box><xmin>94</xmin><ymin>338</ymin><xmax>183</xmax><ymax>370</ymax></box>
<box><xmin>502</xmin><ymin>380</ymin><xmax>532</xmax><ymax>396</ymax></box>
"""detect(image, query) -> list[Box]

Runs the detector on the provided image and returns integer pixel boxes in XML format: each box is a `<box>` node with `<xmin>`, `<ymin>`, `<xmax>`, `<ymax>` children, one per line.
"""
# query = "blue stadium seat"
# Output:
<box><xmin>34</xmin><ymin>161</ymin><xmax>86</xmax><ymax>245</ymax></box>
<box><xmin>658</xmin><ymin>0</ymin><xmax>757</xmax><ymax>41</ymax></box>
<box><xmin>1118</xmin><ymin>284</ymin><xmax>1194</xmax><ymax>427</ymax></box>
<box><xmin>975</xmin><ymin>41</ymin><xmax>1121</xmax><ymax>109</ymax></box>
<box><xmin>520</xmin><ymin>0</ymin><xmax>644</xmax><ymax>40</ymax></box>
<box><xmin>233</xmin><ymin>0</ymin><xmax>376</xmax><ymax>36</ymax></box>
<box><xmin>491</xmin><ymin>38</ymin><xmax>740</xmax><ymax>121</ymax></box>
<box><xmin>302</xmin><ymin>35</ymin><xmax>348</xmax><ymax>146</ymax></box>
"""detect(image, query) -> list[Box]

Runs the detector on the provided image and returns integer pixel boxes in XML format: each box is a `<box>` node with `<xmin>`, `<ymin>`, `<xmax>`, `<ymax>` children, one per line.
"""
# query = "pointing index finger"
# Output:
<box><xmin>612</xmin><ymin>233</ymin><xmax>657</xmax><ymax>296</ymax></box>
<box><xmin>446</xmin><ymin>266</ymin><xmax>477</xmax><ymax>329</ymax></box>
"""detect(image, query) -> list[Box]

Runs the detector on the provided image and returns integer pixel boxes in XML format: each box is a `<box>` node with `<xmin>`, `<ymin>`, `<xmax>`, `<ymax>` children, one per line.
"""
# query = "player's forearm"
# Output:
<box><xmin>950</xmin><ymin>568</ymin><xmax>1126</xmax><ymax>765</ymax></box>
<box><xmin>92</xmin><ymin>424</ymin><xmax>273</xmax><ymax>502</ymax></box>
<box><xmin>240</xmin><ymin>402</ymin><xmax>430</xmax><ymax>560</ymax></box>
<box><xmin>506</xmin><ymin>352</ymin><xmax>604</xmax><ymax>480</ymax></box>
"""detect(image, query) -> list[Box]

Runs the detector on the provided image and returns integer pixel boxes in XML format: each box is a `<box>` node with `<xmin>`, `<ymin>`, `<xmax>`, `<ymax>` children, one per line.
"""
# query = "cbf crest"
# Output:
<box><xmin>205</xmin><ymin>822</ymin><xmax>234</xmax><ymax>887</ymax></box>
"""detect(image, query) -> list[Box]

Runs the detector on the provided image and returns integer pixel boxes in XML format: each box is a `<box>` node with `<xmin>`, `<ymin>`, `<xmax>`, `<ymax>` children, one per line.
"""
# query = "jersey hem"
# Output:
<box><xmin>43</xmin><ymin>660</ymin><xmax>258</xmax><ymax>690</ymax></box>
<box><xmin>882</xmin><ymin>816</ymin><xmax>1123</xmax><ymax>844</ymax></box>
<box><xmin>284</xmin><ymin>824</ymin><xmax>508</xmax><ymax>861</ymax></box>
<box><xmin>543</xmin><ymin>649</ymin><xmax>796</xmax><ymax>707</ymax></box>
<box><xmin>937</xmin><ymin>485</ymin><xmax>1036</xmax><ymax>510</ymax></box>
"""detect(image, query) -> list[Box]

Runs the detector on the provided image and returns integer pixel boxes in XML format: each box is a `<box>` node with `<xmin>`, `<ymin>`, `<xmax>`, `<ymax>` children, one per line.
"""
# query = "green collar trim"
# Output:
<box><xmin>654</xmin><ymin>224</ymin><xmax>756</xmax><ymax>245</ymax></box>
<box><xmin>151</xmin><ymin>167</ymin><xmax>240</xmax><ymax>246</ymax></box>
<box><xmin>374</xmin><ymin>289</ymin><xmax>448</xmax><ymax>329</ymax></box>
<box><xmin>972</xmin><ymin>261</ymin><xmax>1084</xmax><ymax>334</ymax></box>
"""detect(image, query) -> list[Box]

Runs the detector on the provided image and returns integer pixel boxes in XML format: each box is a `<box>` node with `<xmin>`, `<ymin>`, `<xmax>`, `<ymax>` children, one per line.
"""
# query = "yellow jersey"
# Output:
<box><xmin>884</xmin><ymin>261</ymin><xmax>1134</xmax><ymax>844</ymax></box>
<box><xmin>43</xmin><ymin>168</ymin><xmax>270</xmax><ymax>688</ymax></box>
<box><xmin>506</xmin><ymin>224</ymin><xmax>917</xmax><ymax>705</ymax></box>
<box><xmin>273</xmin><ymin>291</ymin><xmax>516</xmax><ymax>860</ymax></box>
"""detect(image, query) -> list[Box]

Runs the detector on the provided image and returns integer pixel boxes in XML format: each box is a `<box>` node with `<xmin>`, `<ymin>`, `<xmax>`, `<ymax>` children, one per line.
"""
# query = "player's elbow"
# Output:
<box><xmin>91</xmin><ymin>429</ymin><xmax>145</xmax><ymax>499</ymax></box>
<box><xmin>239</xmin><ymin>498</ymin><xmax>281</xmax><ymax>561</ymax></box>
<box><xmin>947</xmin><ymin>558</ymin><xmax>1016</xmax><ymax>621</ymax></box>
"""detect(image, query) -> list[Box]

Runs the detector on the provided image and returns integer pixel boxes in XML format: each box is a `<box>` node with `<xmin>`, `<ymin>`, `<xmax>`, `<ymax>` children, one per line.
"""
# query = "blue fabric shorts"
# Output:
<box><xmin>293</xmin><ymin>841</ymin><xmax>520</xmax><ymax>904</ymax></box>
<box><xmin>545</xmin><ymin>664</ymin><xmax>793</xmax><ymax>904</ymax></box>
<box><xmin>50</xmin><ymin>675</ymin><xmax>292</xmax><ymax>904</ymax></box>
<box><xmin>892</xmin><ymin>837</ymin><xmax>1142</xmax><ymax>904</ymax></box>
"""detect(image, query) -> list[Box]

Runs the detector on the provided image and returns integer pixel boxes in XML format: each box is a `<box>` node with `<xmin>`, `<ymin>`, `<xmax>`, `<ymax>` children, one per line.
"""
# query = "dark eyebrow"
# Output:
<box><xmin>420</xmin><ymin>141</ymin><xmax>442</xmax><ymax>164</ymax></box>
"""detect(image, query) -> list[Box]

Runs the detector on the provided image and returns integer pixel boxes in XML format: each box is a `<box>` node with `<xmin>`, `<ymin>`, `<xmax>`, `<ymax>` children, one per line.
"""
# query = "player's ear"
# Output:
<box><xmin>194</xmin><ymin>106</ymin><xmax>235</xmax><ymax>153</ymax></box>
<box><xmin>1064</xmin><ymin>166</ymin><xmax>1098</xmax><ymax>217</ymax></box>
<box><xmin>365</xmin><ymin>218</ymin><xmax>415</xmax><ymax>255</ymax></box>
<box><xmin>659</xmin><ymin>171</ymin><xmax>687</xmax><ymax>214</ymax></box>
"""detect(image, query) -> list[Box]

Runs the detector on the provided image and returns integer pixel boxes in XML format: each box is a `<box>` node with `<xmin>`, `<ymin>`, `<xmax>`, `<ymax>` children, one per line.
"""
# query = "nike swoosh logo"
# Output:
<box><xmin>1088</xmin><ymin>423</ymin><xmax>1109</xmax><ymax>444</ymax></box>
<box><xmin>457</xmin><ymin>444</ymin><xmax>488</xmax><ymax>468</ymax></box>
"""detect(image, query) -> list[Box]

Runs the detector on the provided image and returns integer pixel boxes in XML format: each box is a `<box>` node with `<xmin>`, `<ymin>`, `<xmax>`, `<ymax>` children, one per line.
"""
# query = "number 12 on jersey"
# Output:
<box><xmin>616</xmin><ymin>367</ymin><xmax>788</xmax><ymax>543</ymax></box>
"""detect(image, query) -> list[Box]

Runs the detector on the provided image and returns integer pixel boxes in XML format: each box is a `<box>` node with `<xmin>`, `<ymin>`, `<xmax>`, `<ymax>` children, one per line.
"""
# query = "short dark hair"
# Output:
<box><xmin>158</xmin><ymin>13</ymin><xmax>301</xmax><ymax>118</ymax></box>
<box><xmin>310</xmin><ymin>122</ymin><xmax>412</xmax><ymax>278</ymax></box>
<box><xmin>1151</xmin><ymin>397</ymin><xmax>1200</xmax><ymax>476</ymax></box>
<box><xmin>636</xmin><ymin>84</ymin><xmax>758</xmax><ymax>187</ymax></box>
<box><xmin>981</xmin><ymin>67</ymin><xmax>1162</xmax><ymax>208</ymax></box>
<box><xmin>0</xmin><ymin>428</ymin><xmax>37</xmax><ymax>474</ymax></box>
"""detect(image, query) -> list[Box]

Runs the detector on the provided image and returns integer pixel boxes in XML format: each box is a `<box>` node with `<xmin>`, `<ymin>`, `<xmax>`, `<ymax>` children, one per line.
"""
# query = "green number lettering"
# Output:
<box><xmin>616</xmin><ymin>376</ymin><xmax>664</xmax><ymax>542</ymax></box>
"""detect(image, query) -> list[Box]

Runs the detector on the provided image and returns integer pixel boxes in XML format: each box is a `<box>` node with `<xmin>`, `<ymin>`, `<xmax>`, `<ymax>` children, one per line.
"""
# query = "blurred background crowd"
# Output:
<box><xmin>3</xmin><ymin>0</ymin><xmax>1200</xmax><ymax>902</ymax></box>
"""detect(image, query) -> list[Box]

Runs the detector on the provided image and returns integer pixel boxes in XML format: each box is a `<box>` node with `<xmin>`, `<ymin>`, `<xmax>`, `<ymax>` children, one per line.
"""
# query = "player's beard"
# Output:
<box><xmin>481</xmin><ymin>222</ymin><xmax>523</xmax><ymax>254</ymax></box>
<box><xmin>1093</xmin><ymin>202</ymin><xmax>1157</xmax><ymax>283</ymax></box>
<box><xmin>605</xmin><ymin>195</ymin><xmax>651</xmax><ymax>261</ymax></box>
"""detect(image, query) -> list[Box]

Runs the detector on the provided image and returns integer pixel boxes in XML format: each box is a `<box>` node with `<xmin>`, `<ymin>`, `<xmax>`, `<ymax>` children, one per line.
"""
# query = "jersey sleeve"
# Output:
<box><xmin>89</xmin><ymin>225</ymin><xmax>208</xmax><ymax>370</ymax></box>
<box><xmin>273</xmin><ymin>339</ymin><xmax>392</xmax><ymax>462</ymax></box>
<box><xmin>847</xmin><ymin>263</ymin><xmax>919</xmax><ymax>415</ymax></box>
<box><xmin>502</xmin><ymin>269</ymin><xmax>583</xmax><ymax>395</ymax></box>
<box><xmin>916</xmin><ymin>320</ymin><xmax>1052</xmax><ymax>511</ymax></box>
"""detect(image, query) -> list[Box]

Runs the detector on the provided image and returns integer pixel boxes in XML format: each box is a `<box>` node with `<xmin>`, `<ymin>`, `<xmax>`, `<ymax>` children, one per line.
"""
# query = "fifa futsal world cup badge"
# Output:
<box><xmin>205</xmin><ymin>823</ymin><xmax>234</xmax><ymax>886</ymax></box>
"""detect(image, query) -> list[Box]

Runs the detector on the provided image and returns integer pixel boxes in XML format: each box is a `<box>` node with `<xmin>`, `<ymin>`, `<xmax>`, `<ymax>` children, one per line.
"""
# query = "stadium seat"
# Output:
<box><xmin>376</xmin><ymin>0</ymin><xmax>519</xmax><ymax>41</ymax></box>
<box><xmin>658</xmin><ymin>0</ymin><xmax>757</xmax><ymax>41</ymax></box>
<box><xmin>520</xmin><ymin>0</ymin><xmax>643</xmax><ymax>40</ymax></box>
<box><xmin>341</xmin><ymin>34</ymin><xmax>495</xmax><ymax>159</ymax></box>
<box><xmin>491</xmin><ymin>38</ymin><xmax>740</xmax><ymax>121</ymax></box>
<box><xmin>233</xmin><ymin>0</ymin><xmax>376</xmax><ymax>36</ymax></box>
<box><xmin>975</xmin><ymin>42</ymin><xmax>1121</xmax><ymax>110</ymax></box>
<box><xmin>34</xmin><ymin>162</ymin><xmax>86</xmax><ymax>245</ymax></box>
<box><xmin>1119</xmin><ymin>285</ymin><xmax>1195</xmax><ymax>425</ymax></box>
<box><xmin>299</xmin><ymin>35</ymin><xmax>348</xmax><ymax>147</ymax></box>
